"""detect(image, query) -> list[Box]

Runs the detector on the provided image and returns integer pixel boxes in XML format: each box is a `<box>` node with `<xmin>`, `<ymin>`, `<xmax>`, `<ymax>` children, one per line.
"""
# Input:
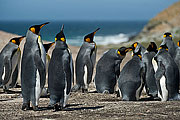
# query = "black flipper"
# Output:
<box><xmin>34</xmin><ymin>51</ymin><xmax>46</xmax><ymax>88</ymax></box>
<box><xmin>63</xmin><ymin>54</ymin><xmax>72</xmax><ymax>95</ymax></box>
<box><xmin>86</xmin><ymin>54</ymin><xmax>93</xmax><ymax>84</ymax></box>
<box><xmin>155</xmin><ymin>61</ymin><xmax>165</xmax><ymax>81</ymax></box>
<box><xmin>9</xmin><ymin>64</ymin><xmax>19</xmax><ymax>88</ymax></box>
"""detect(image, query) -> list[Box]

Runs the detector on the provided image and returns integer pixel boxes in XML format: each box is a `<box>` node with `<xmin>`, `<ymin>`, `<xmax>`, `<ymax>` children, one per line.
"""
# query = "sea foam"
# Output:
<box><xmin>67</xmin><ymin>33</ymin><xmax>130</xmax><ymax>46</ymax></box>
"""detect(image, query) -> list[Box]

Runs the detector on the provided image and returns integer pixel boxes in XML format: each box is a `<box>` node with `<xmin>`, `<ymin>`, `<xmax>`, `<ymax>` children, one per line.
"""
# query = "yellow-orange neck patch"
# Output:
<box><xmin>12</xmin><ymin>40</ymin><xmax>16</xmax><ymax>44</ymax></box>
<box><xmin>30</xmin><ymin>27</ymin><xmax>35</xmax><ymax>33</ymax></box>
<box><xmin>61</xmin><ymin>37</ymin><xmax>65</xmax><ymax>42</ymax></box>
<box><xmin>85</xmin><ymin>38</ymin><xmax>90</xmax><ymax>42</ymax></box>
<box><xmin>133</xmin><ymin>43</ymin><xmax>138</xmax><ymax>48</ymax></box>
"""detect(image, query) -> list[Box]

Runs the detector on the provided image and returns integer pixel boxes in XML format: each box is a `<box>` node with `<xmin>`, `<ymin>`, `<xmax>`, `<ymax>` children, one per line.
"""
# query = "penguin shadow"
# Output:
<box><xmin>139</xmin><ymin>96</ymin><xmax>161</xmax><ymax>101</ymax></box>
<box><xmin>0</xmin><ymin>89</ymin><xmax>21</xmax><ymax>94</ymax></box>
<box><xmin>0</xmin><ymin>98</ymin><xmax>14</xmax><ymax>102</ymax></box>
<box><xmin>64</xmin><ymin>105</ymin><xmax>104</xmax><ymax>111</ymax></box>
<box><xmin>27</xmin><ymin>104</ymin><xmax>84</xmax><ymax>111</ymax></box>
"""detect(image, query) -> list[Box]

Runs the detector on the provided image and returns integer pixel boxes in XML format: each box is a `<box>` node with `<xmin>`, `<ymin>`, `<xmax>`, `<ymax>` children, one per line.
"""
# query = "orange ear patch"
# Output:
<box><xmin>133</xmin><ymin>42</ymin><xmax>138</xmax><ymax>48</ymax></box>
<box><xmin>85</xmin><ymin>38</ymin><xmax>90</xmax><ymax>42</ymax></box>
<box><xmin>12</xmin><ymin>40</ymin><xmax>16</xmax><ymax>44</ymax></box>
<box><xmin>61</xmin><ymin>37</ymin><xmax>65</xmax><ymax>42</ymax></box>
<box><xmin>30</xmin><ymin>27</ymin><xmax>35</xmax><ymax>33</ymax></box>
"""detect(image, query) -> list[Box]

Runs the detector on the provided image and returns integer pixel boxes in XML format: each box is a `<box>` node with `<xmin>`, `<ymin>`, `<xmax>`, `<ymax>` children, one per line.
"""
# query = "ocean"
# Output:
<box><xmin>0</xmin><ymin>21</ymin><xmax>147</xmax><ymax>46</ymax></box>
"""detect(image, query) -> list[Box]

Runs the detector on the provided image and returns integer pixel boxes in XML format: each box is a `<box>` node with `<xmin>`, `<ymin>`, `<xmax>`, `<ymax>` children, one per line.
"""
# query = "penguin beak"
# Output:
<box><xmin>50</xmin><ymin>42</ymin><xmax>55</xmax><ymax>47</ymax></box>
<box><xmin>19</xmin><ymin>36</ymin><xmax>25</xmax><ymax>42</ymax></box>
<box><xmin>127</xmin><ymin>47</ymin><xmax>133</xmax><ymax>51</ymax></box>
<box><xmin>61</xmin><ymin>24</ymin><xmax>64</xmax><ymax>31</ymax></box>
<box><xmin>93</xmin><ymin>28</ymin><xmax>100</xmax><ymax>35</ymax></box>
<box><xmin>40</xmin><ymin>22</ymin><xmax>49</xmax><ymax>29</ymax></box>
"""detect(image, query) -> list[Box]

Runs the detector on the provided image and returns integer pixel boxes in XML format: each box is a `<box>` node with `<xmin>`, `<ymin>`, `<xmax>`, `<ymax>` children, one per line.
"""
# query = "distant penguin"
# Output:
<box><xmin>48</xmin><ymin>25</ymin><xmax>73</xmax><ymax>111</ymax></box>
<box><xmin>95</xmin><ymin>47</ymin><xmax>130</xmax><ymax>94</ymax></box>
<box><xmin>40</xmin><ymin>42</ymin><xmax>55</xmax><ymax>97</ymax></box>
<box><xmin>43</xmin><ymin>42</ymin><xmax>55</xmax><ymax>77</ymax></box>
<box><xmin>72</xmin><ymin>28</ymin><xmax>100</xmax><ymax>93</ymax></box>
<box><xmin>131</xmin><ymin>42</ymin><xmax>146</xmax><ymax>56</ymax></box>
<box><xmin>143</xmin><ymin>42</ymin><xmax>158</xmax><ymax>97</ymax></box>
<box><xmin>118</xmin><ymin>48</ymin><xmax>145</xmax><ymax>101</ymax></box>
<box><xmin>21</xmin><ymin>22</ymin><xmax>48</xmax><ymax>111</ymax></box>
<box><xmin>160</xmin><ymin>33</ymin><xmax>180</xmax><ymax>84</ymax></box>
<box><xmin>0</xmin><ymin>36</ymin><xmax>24</xmax><ymax>92</ymax></box>
<box><xmin>154</xmin><ymin>44</ymin><xmax>180</xmax><ymax>101</ymax></box>
<box><xmin>177</xmin><ymin>40</ymin><xmax>180</xmax><ymax>47</ymax></box>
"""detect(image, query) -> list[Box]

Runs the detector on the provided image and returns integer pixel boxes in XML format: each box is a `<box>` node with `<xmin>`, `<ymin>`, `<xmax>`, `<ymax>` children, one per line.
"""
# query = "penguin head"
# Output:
<box><xmin>43</xmin><ymin>42</ymin><xmax>55</xmax><ymax>53</ymax></box>
<box><xmin>117</xmin><ymin>47</ymin><xmax>130</xmax><ymax>56</ymax></box>
<box><xmin>55</xmin><ymin>24</ymin><xmax>66</xmax><ymax>42</ymax></box>
<box><xmin>163</xmin><ymin>32</ymin><xmax>172</xmax><ymax>39</ymax></box>
<box><xmin>147</xmin><ymin>42</ymin><xmax>158</xmax><ymax>53</ymax></box>
<box><xmin>29</xmin><ymin>22</ymin><xmax>49</xmax><ymax>35</ymax></box>
<box><xmin>129</xmin><ymin>42</ymin><xmax>138</xmax><ymax>51</ymax></box>
<box><xmin>159</xmin><ymin>44</ymin><xmax>168</xmax><ymax>51</ymax></box>
<box><xmin>177</xmin><ymin>40</ymin><xmax>180</xmax><ymax>47</ymax></box>
<box><xmin>10</xmin><ymin>36</ymin><xmax>25</xmax><ymax>46</ymax></box>
<box><xmin>132</xmin><ymin>45</ymin><xmax>142</xmax><ymax>59</ymax></box>
<box><xmin>84</xmin><ymin>28</ymin><xmax>100</xmax><ymax>43</ymax></box>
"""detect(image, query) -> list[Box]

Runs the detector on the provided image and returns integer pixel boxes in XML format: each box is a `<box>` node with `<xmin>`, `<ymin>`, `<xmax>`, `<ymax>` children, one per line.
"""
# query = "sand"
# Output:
<box><xmin>0</xmin><ymin>30</ymin><xmax>180</xmax><ymax>120</ymax></box>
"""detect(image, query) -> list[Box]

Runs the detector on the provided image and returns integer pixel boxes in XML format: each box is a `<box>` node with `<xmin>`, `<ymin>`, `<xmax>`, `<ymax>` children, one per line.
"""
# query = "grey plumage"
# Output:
<box><xmin>72</xmin><ymin>28</ymin><xmax>99</xmax><ymax>93</ymax></box>
<box><xmin>48</xmin><ymin>26</ymin><xmax>73</xmax><ymax>110</ymax></box>
<box><xmin>21</xmin><ymin>22</ymin><xmax>48</xmax><ymax>111</ymax></box>
<box><xmin>143</xmin><ymin>42</ymin><xmax>158</xmax><ymax>97</ymax></box>
<box><xmin>95</xmin><ymin>47</ymin><xmax>129</xmax><ymax>94</ymax></box>
<box><xmin>118</xmin><ymin>50</ymin><xmax>145</xmax><ymax>101</ymax></box>
<box><xmin>0</xmin><ymin>36</ymin><xmax>23</xmax><ymax>91</ymax></box>
<box><xmin>154</xmin><ymin>44</ymin><xmax>180</xmax><ymax>101</ymax></box>
<box><xmin>160</xmin><ymin>33</ymin><xmax>180</xmax><ymax>85</ymax></box>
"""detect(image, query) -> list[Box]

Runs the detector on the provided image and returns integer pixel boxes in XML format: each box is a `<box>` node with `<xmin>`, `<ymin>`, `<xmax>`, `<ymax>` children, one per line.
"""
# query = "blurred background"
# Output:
<box><xmin>0</xmin><ymin>0</ymin><xmax>179</xmax><ymax>46</ymax></box>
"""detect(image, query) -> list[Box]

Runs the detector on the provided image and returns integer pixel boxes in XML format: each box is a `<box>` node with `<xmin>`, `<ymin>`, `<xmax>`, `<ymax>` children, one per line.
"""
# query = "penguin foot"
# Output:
<box><xmin>103</xmin><ymin>90</ymin><xmax>109</xmax><ymax>94</ymax></box>
<box><xmin>116</xmin><ymin>91</ymin><xmax>120</xmax><ymax>97</ymax></box>
<box><xmin>82</xmin><ymin>88</ymin><xmax>88</xmax><ymax>93</ymax></box>
<box><xmin>71</xmin><ymin>85</ymin><xmax>80</xmax><ymax>92</ymax></box>
<box><xmin>3</xmin><ymin>89</ymin><xmax>14</xmax><ymax>94</ymax></box>
<box><xmin>54</xmin><ymin>104</ymin><xmax>63</xmax><ymax>111</ymax></box>
<box><xmin>22</xmin><ymin>103</ymin><xmax>30</xmax><ymax>111</ymax></box>
<box><xmin>14</xmin><ymin>84</ymin><xmax>21</xmax><ymax>88</ymax></box>
<box><xmin>32</xmin><ymin>106</ymin><xmax>39</xmax><ymax>111</ymax></box>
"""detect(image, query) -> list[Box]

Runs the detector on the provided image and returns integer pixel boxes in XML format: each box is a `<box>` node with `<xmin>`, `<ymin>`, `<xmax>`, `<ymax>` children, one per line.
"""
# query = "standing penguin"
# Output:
<box><xmin>21</xmin><ymin>22</ymin><xmax>48</xmax><ymax>110</ymax></box>
<box><xmin>154</xmin><ymin>44</ymin><xmax>180</xmax><ymax>101</ymax></box>
<box><xmin>118</xmin><ymin>48</ymin><xmax>145</xmax><ymax>101</ymax></box>
<box><xmin>94</xmin><ymin>47</ymin><xmax>130</xmax><ymax>94</ymax></box>
<box><xmin>160</xmin><ymin>33</ymin><xmax>180</xmax><ymax>84</ymax></box>
<box><xmin>132</xmin><ymin>42</ymin><xmax>146</xmax><ymax>55</ymax></box>
<box><xmin>143</xmin><ymin>42</ymin><xmax>158</xmax><ymax>97</ymax></box>
<box><xmin>72</xmin><ymin>28</ymin><xmax>100</xmax><ymax>93</ymax></box>
<box><xmin>43</xmin><ymin>42</ymin><xmax>55</xmax><ymax>76</ymax></box>
<box><xmin>48</xmin><ymin>25</ymin><xmax>73</xmax><ymax>111</ymax></box>
<box><xmin>0</xmin><ymin>36</ymin><xmax>24</xmax><ymax>92</ymax></box>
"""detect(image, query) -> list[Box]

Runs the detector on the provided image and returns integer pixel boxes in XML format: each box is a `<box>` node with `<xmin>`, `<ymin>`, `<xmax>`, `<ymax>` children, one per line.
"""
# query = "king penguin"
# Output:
<box><xmin>94</xmin><ymin>47</ymin><xmax>130</xmax><ymax>94</ymax></box>
<box><xmin>72</xmin><ymin>28</ymin><xmax>100</xmax><ymax>93</ymax></box>
<box><xmin>131</xmin><ymin>42</ymin><xmax>146</xmax><ymax>56</ymax></box>
<box><xmin>143</xmin><ymin>42</ymin><xmax>158</xmax><ymax>97</ymax></box>
<box><xmin>21</xmin><ymin>22</ymin><xmax>48</xmax><ymax>111</ymax></box>
<box><xmin>160</xmin><ymin>33</ymin><xmax>180</xmax><ymax>85</ymax></box>
<box><xmin>0</xmin><ymin>36</ymin><xmax>24</xmax><ymax>92</ymax></box>
<box><xmin>43</xmin><ymin>42</ymin><xmax>55</xmax><ymax>78</ymax></box>
<box><xmin>154</xmin><ymin>44</ymin><xmax>180</xmax><ymax>101</ymax></box>
<box><xmin>48</xmin><ymin>25</ymin><xmax>73</xmax><ymax>111</ymax></box>
<box><xmin>118</xmin><ymin>47</ymin><xmax>145</xmax><ymax>101</ymax></box>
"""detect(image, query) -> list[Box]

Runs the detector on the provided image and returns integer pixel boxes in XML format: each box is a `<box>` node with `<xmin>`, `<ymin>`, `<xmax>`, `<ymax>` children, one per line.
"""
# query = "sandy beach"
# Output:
<box><xmin>0</xmin><ymin>30</ymin><xmax>180</xmax><ymax>120</ymax></box>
